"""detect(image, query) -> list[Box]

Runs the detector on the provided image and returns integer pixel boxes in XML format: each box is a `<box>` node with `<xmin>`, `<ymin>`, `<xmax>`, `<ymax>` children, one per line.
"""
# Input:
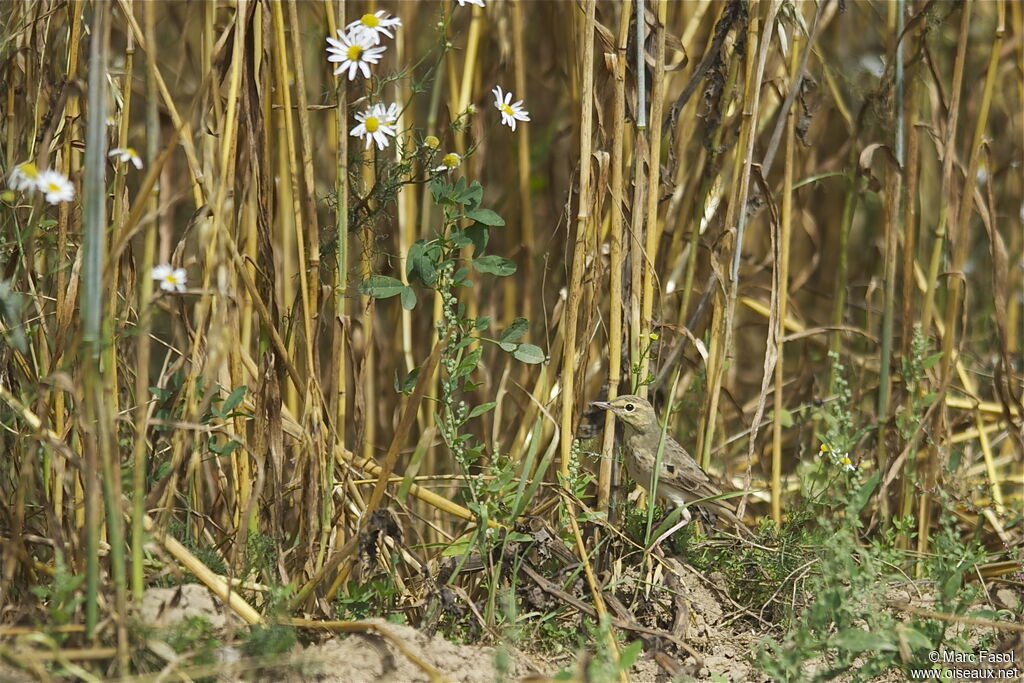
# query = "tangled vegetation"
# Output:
<box><xmin>0</xmin><ymin>1</ymin><xmax>1020</xmax><ymax>681</ymax></box>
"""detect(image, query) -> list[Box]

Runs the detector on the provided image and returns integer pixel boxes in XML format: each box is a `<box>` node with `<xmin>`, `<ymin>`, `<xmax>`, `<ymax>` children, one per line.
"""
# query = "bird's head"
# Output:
<box><xmin>590</xmin><ymin>394</ymin><xmax>657</xmax><ymax>430</ymax></box>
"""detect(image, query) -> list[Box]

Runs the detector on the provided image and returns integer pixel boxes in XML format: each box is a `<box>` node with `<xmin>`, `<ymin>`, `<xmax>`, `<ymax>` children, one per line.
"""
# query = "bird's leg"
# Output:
<box><xmin>648</xmin><ymin>506</ymin><xmax>692</xmax><ymax>554</ymax></box>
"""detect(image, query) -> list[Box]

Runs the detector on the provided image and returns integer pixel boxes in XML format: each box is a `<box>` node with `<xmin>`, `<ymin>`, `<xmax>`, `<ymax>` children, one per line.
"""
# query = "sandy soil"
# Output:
<box><xmin>3</xmin><ymin>579</ymin><xmax>1018</xmax><ymax>682</ymax></box>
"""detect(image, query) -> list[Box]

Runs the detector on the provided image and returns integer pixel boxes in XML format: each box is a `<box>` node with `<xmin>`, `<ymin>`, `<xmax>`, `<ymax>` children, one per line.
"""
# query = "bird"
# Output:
<box><xmin>591</xmin><ymin>394</ymin><xmax>752</xmax><ymax>547</ymax></box>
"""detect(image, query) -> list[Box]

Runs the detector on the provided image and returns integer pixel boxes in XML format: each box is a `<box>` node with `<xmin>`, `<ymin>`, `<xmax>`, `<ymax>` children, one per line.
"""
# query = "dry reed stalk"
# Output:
<box><xmin>130</xmin><ymin>0</ymin><xmax>159</xmax><ymax>602</ymax></box>
<box><xmin>598</xmin><ymin>0</ymin><xmax>632</xmax><ymax>514</ymax></box>
<box><xmin>640</xmin><ymin>0</ymin><xmax>667</xmax><ymax>363</ymax></box>
<box><xmin>770</xmin><ymin>23</ymin><xmax>799</xmax><ymax>526</ymax></box>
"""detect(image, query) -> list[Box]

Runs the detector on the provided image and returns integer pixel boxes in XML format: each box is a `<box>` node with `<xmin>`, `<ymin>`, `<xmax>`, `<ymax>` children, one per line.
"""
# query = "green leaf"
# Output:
<box><xmin>474</xmin><ymin>316</ymin><xmax>491</xmax><ymax>331</ymax></box>
<box><xmin>210</xmin><ymin>438</ymin><xmax>241</xmax><ymax>457</ymax></box>
<box><xmin>619</xmin><ymin>640</ymin><xmax>644</xmax><ymax>669</ymax></box>
<box><xmin>465</xmin><ymin>223</ymin><xmax>489</xmax><ymax>255</ymax></box>
<box><xmin>941</xmin><ymin>567</ymin><xmax>963</xmax><ymax>601</ymax></box>
<box><xmin>453</xmin><ymin>347</ymin><xmax>483</xmax><ymax>378</ymax></box>
<box><xmin>498</xmin><ymin>341</ymin><xmax>517</xmax><ymax>353</ymax></box>
<box><xmin>406</xmin><ymin>240</ymin><xmax>438</xmax><ymax>285</ymax></box>
<box><xmin>455</xmin><ymin>179</ymin><xmax>483</xmax><ymax>207</ymax></box>
<box><xmin>430</xmin><ymin>177</ymin><xmax>453</xmax><ymax>205</ymax></box>
<box><xmin>472</xmin><ymin>255</ymin><xmax>517</xmax><ymax>276</ymax></box>
<box><xmin>468</xmin><ymin>402</ymin><xmax>496</xmax><ymax>419</ymax></box>
<box><xmin>773</xmin><ymin>408</ymin><xmax>794</xmax><ymax>428</ymax></box>
<box><xmin>499</xmin><ymin>317</ymin><xmax>529</xmax><ymax>342</ymax></box>
<box><xmin>834</xmin><ymin>628</ymin><xmax>897</xmax><ymax>653</ymax></box>
<box><xmin>513</xmin><ymin>344</ymin><xmax>546</xmax><ymax>364</ymax></box>
<box><xmin>850</xmin><ymin>470</ymin><xmax>880</xmax><ymax>514</ymax></box>
<box><xmin>922</xmin><ymin>351</ymin><xmax>944</xmax><ymax>370</ymax></box>
<box><xmin>448</xmin><ymin>229</ymin><xmax>473</xmax><ymax>248</ymax></box>
<box><xmin>0</xmin><ymin>279</ymin><xmax>28</xmax><ymax>353</ymax></box>
<box><xmin>452</xmin><ymin>266</ymin><xmax>470</xmax><ymax>286</ymax></box>
<box><xmin>358</xmin><ymin>275</ymin><xmax>406</xmax><ymax>299</ymax></box>
<box><xmin>406</xmin><ymin>241</ymin><xmax>423</xmax><ymax>280</ymax></box>
<box><xmin>394</xmin><ymin>367</ymin><xmax>421</xmax><ymax>394</ymax></box>
<box><xmin>464</xmin><ymin>207</ymin><xmax>504</xmax><ymax>226</ymax></box>
<box><xmin>149</xmin><ymin>385</ymin><xmax>172</xmax><ymax>401</ymax></box>
<box><xmin>441</xmin><ymin>530</ymin><xmax>476</xmax><ymax>557</ymax></box>
<box><xmin>221</xmin><ymin>385</ymin><xmax>248</xmax><ymax>413</ymax></box>
<box><xmin>400</xmin><ymin>286</ymin><xmax>417</xmax><ymax>310</ymax></box>
<box><xmin>898</xmin><ymin>626</ymin><xmax>932</xmax><ymax>651</ymax></box>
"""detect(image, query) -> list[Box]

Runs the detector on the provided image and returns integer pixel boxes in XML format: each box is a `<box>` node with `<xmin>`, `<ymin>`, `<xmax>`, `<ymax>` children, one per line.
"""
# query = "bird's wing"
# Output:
<box><xmin>659</xmin><ymin>440</ymin><xmax>743</xmax><ymax>509</ymax></box>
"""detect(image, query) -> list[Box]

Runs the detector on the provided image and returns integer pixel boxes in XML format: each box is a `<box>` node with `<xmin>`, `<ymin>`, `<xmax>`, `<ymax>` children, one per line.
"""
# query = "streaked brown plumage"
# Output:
<box><xmin>592</xmin><ymin>394</ymin><xmax>750</xmax><ymax>537</ymax></box>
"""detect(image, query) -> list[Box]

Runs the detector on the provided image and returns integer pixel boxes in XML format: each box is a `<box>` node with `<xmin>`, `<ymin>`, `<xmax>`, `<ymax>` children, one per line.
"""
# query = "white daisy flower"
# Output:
<box><xmin>839</xmin><ymin>455</ymin><xmax>856</xmax><ymax>472</ymax></box>
<box><xmin>105</xmin><ymin>115</ymin><xmax>117</xmax><ymax>127</ymax></box>
<box><xmin>326</xmin><ymin>29</ymin><xmax>386</xmax><ymax>81</ymax></box>
<box><xmin>346</xmin><ymin>10</ymin><xmax>402</xmax><ymax>45</ymax></box>
<box><xmin>350</xmin><ymin>103</ymin><xmax>398</xmax><ymax>150</ymax></box>
<box><xmin>491</xmin><ymin>85</ymin><xmax>530</xmax><ymax>131</ymax></box>
<box><xmin>152</xmin><ymin>264</ymin><xmax>187</xmax><ymax>293</ymax></box>
<box><xmin>7</xmin><ymin>161</ymin><xmax>40</xmax><ymax>192</ymax></box>
<box><xmin>433</xmin><ymin>152</ymin><xmax>461</xmax><ymax>173</ymax></box>
<box><xmin>36</xmin><ymin>169</ymin><xmax>75</xmax><ymax>204</ymax></box>
<box><xmin>457</xmin><ymin>0</ymin><xmax>486</xmax><ymax>7</ymax></box>
<box><xmin>108</xmin><ymin>147</ymin><xmax>144</xmax><ymax>170</ymax></box>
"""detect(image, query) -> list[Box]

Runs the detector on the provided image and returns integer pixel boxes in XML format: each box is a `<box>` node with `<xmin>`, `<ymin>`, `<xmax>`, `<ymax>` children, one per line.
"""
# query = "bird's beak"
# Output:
<box><xmin>590</xmin><ymin>401</ymin><xmax>612</xmax><ymax>410</ymax></box>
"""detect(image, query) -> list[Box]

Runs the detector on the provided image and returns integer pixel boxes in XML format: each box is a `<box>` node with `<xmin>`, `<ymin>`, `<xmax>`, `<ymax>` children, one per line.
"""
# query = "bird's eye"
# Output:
<box><xmin>625</xmin><ymin>403</ymin><xmax>635</xmax><ymax>412</ymax></box>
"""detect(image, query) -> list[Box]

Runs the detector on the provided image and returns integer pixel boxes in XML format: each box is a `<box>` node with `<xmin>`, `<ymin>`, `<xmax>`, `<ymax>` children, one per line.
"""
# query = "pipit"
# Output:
<box><xmin>591</xmin><ymin>394</ymin><xmax>752</xmax><ymax>546</ymax></box>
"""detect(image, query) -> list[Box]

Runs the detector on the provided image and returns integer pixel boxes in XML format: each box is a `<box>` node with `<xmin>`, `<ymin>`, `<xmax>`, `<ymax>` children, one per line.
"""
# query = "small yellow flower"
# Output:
<box><xmin>424</xmin><ymin>135</ymin><xmax>440</xmax><ymax>149</ymax></box>
<box><xmin>433</xmin><ymin>152</ymin><xmax>461</xmax><ymax>173</ymax></box>
<box><xmin>649</xmin><ymin>333</ymin><xmax>659</xmax><ymax>341</ymax></box>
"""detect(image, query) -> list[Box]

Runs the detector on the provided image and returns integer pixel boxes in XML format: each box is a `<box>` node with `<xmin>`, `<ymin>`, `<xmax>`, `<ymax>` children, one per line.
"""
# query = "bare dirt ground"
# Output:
<box><xmin>3</xmin><ymin>580</ymin><xmax>1018</xmax><ymax>682</ymax></box>
<box><xmin>126</xmin><ymin>577</ymin><xmax>762</xmax><ymax>682</ymax></box>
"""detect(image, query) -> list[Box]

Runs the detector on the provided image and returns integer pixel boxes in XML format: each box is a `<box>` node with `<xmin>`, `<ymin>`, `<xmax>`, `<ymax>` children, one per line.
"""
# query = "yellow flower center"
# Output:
<box><xmin>19</xmin><ymin>162</ymin><xmax>38</xmax><ymax>178</ymax></box>
<box><xmin>441</xmin><ymin>153</ymin><xmax>459</xmax><ymax>168</ymax></box>
<box><xmin>347</xmin><ymin>44</ymin><xmax>363</xmax><ymax>60</ymax></box>
<box><xmin>125</xmin><ymin>147</ymin><xmax>137</xmax><ymax>157</ymax></box>
<box><xmin>500</xmin><ymin>103</ymin><xmax>514</xmax><ymax>116</ymax></box>
<box><xmin>841</xmin><ymin>456</ymin><xmax>852</xmax><ymax>467</ymax></box>
<box><xmin>361</xmin><ymin>13</ymin><xmax>379</xmax><ymax>27</ymax></box>
<box><xmin>167</xmin><ymin>274</ymin><xmax>179</xmax><ymax>285</ymax></box>
<box><xmin>424</xmin><ymin>135</ymin><xmax>440</xmax><ymax>149</ymax></box>
<box><xmin>364</xmin><ymin>116</ymin><xmax>380</xmax><ymax>133</ymax></box>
